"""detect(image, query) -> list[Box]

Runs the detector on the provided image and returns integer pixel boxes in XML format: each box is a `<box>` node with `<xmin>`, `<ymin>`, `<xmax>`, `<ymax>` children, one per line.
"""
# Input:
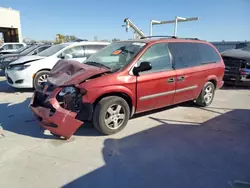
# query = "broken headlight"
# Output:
<box><xmin>58</xmin><ymin>86</ymin><xmax>76</xmax><ymax>97</ymax></box>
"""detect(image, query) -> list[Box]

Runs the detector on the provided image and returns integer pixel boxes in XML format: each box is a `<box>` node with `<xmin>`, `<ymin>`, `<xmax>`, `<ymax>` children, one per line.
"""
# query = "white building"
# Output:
<box><xmin>0</xmin><ymin>7</ymin><xmax>22</xmax><ymax>42</ymax></box>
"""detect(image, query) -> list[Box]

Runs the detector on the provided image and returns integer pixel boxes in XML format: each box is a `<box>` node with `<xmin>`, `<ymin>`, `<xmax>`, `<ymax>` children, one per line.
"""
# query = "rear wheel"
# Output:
<box><xmin>93</xmin><ymin>96</ymin><xmax>130</xmax><ymax>135</ymax></box>
<box><xmin>195</xmin><ymin>82</ymin><xmax>215</xmax><ymax>107</ymax></box>
<box><xmin>33</xmin><ymin>70</ymin><xmax>50</xmax><ymax>91</ymax></box>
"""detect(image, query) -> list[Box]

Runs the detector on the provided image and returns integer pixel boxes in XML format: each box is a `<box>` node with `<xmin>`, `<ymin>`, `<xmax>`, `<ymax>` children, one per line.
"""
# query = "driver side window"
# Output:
<box><xmin>137</xmin><ymin>43</ymin><xmax>172</xmax><ymax>73</ymax></box>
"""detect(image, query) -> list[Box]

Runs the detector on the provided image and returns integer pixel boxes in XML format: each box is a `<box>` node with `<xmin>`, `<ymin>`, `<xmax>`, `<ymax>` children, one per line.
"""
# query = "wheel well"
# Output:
<box><xmin>93</xmin><ymin>92</ymin><xmax>133</xmax><ymax>116</ymax></box>
<box><xmin>208</xmin><ymin>79</ymin><xmax>217</xmax><ymax>88</ymax></box>
<box><xmin>35</xmin><ymin>69</ymin><xmax>51</xmax><ymax>75</ymax></box>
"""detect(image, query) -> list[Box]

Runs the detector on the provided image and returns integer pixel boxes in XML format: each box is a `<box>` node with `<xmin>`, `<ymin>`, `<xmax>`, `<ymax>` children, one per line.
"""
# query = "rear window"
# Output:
<box><xmin>197</xmin><ymin>43</ymin><xmax>221</xmax><ymax>64</ymax></box>
<box><xmin>169</xmin><ymin>42</ymin><xmax>221</xmax><ymax>69</ymax></box>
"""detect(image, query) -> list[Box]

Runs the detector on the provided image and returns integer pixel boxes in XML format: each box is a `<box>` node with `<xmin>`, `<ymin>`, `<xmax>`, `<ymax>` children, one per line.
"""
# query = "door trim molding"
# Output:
<box><xmin>139</xmin><ymin>85</ymin><xmax>198</xmax><ymax>100</ymax></box>
<box><xmin>175</xmin><ymin>85</ymin><xmax>198</xmax><ymax>93</ymax></box>
<box><xmin>140</xmin><ymin>90</ymin><xmax>175</xmax><ymax>100</ymax></box>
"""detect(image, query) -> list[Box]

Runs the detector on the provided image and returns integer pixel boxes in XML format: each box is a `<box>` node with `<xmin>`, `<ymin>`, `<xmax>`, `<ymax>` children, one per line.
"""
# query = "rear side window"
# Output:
<box><xmin>3</xmin><ymin>44</ymin><xmax>14</xmax><ymax>50</ymax></box>
<box><xmin>168</xmin><ymin>43</ymin><xmax>200</xmax><ymax>69</ymax></box>
<box><xmin>138</xmin><ymin>43</ymin><xmax>172</xmax><ymax>73</ymax></box>
<box><xmin>14</xmin><ymin>44</ymin><xmax>24</xmax><ymax>49</ymax></box>
<box><xmin>197</xmin><ymin>43</ymin><xmax>221</xmax><ymax>64</ymax></box>
<box><xmin>169</xmin><ymin>42</ymin><xmax>221</xmax><ymax>69</ymax></box>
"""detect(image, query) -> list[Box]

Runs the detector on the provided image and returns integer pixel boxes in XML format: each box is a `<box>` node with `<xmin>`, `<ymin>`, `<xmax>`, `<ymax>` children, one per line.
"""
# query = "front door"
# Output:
<box><xmin>135</xmin><ymin>43</ymin><xmax>176</xmax><ymax>113</ymax></box>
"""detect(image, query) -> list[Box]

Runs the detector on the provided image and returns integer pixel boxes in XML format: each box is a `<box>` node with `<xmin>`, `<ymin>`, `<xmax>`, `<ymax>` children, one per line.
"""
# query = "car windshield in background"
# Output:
<box><xmin>84</xmin><ymin>41</ymin><xmax>146</xmax><ymax>71</ymax></box>
<box><xmin>20</xmin><ymin>45</ymin><xmax>38</xmax><ymax>55</ymax></box>
<box><xmin>38</xmin><ymin>43</ymin><xmax>69</xmax><ymax>57</ymax></box>
<box><xmin>16</xmin><ymin>45</ymin><xmax>30</xmax><ymax>53</ymax></box>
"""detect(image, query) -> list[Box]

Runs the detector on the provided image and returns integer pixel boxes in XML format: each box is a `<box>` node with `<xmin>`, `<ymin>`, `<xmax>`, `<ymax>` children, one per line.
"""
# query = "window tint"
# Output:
<box><xmin>138</xmin><ymin>43</ymin><xmax>172</xmax><ymax>73</ymax></box>
<box><xmin>85</xmin><ymin>45</ymin><xmax>107</xmax><ymax>57</ymax></box>
<box><xmin>197</xmin><ymin>43</ymin><xmax>221</xmax><ymax>64</ymax></box>
<box><xmin>169</xmin><ymin>42</ymin><xmax>221</xmax><ymax>69</ymax></box>
<box><xmin>64</xmin><ymin>46</ymin><xmax>85</xmax><ymax>58</ymax></box>
<box><xmin>168</xmin><ymin>43</ymin><xmax>200</xmax><ymax>69</ymax></box>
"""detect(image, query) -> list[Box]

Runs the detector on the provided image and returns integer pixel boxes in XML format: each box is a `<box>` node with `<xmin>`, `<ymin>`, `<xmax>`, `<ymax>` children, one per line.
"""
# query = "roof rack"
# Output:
<box><xmin>140</xmin><ymin>35</ymin><xmax>203</xmax><ymax>41</ymax></box>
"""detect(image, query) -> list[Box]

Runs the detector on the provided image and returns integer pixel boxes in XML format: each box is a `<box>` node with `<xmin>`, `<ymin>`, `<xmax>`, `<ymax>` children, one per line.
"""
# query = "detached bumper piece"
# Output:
<box><xmin>30</xmin><ymin>90</ymin><xmax>83</xmax><ymax>139</ymax></box>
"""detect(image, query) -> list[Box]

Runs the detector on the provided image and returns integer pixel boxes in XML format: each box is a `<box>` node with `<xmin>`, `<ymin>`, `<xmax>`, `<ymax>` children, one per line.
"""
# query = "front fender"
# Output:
<box><xmin>82</xmin><ymin>85</ymin><xmax>136</xmax><ymax>106</ymax></box>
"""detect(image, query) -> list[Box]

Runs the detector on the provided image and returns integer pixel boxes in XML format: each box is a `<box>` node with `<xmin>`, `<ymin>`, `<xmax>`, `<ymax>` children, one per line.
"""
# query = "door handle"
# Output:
<box><xmin>167</xmin><ymin>77</ymin><xmax>175</xmax><ymax>83</ymax></box>
<box><xmin>177</xmin><ymin>76</ymin><xmax>185</xmax><ymax>81</ymax></box>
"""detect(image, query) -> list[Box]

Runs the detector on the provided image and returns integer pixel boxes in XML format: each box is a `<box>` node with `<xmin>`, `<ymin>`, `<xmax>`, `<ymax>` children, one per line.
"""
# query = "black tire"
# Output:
<box><xmin>33</xmin><ymin>70</ymin><xmax>50</xmax><ymax>91</ymax></box>
<box><xmin>195</xmin><ymin>82</ymin><xmax>215</xmax><ymax>107</ymax></box>
<box><xmin>93</xmin><ymin>96</ymin><xmax>130</xmax><ymax>135</ymax></box>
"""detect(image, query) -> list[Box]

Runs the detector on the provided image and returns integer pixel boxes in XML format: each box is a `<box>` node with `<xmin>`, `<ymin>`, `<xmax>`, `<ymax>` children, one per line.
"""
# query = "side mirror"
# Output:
<box><xmin>133</xmin><ymin>61</ymin><xmax>152</xmax><ymax>76</ymax></box>
<box><xmin>0</xmin><ymin>48</ymin><xmax>3</xmax><ymax>51</ymax></box>
<box><xmin>64</xmin><ymin>53</ymin><xmax>73</xmax><ymax>59</ymax></box>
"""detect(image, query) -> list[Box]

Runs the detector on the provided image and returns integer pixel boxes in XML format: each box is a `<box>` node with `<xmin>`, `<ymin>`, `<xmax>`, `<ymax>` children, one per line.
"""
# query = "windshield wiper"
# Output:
<box><xmin>85</xmin><ymin>61</ymin><xmax>111</xmax><ymax>69</ymax></box>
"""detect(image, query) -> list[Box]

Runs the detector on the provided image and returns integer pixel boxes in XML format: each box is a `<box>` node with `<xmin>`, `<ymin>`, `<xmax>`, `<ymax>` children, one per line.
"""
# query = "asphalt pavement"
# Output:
<box><xmin>0</xmin><ymin>75</ymin><xmax>250</xmax><ymax>188</ymax></box>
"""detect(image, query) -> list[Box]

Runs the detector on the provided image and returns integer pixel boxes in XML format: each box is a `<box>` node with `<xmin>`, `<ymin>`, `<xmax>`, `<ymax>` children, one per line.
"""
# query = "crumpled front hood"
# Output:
<box><xmin>47</xmin><ymin>60</ymin><xmax>110</xmax><ymax>87</ymax></box>
<box><xmin>10</xmin><ymin>55</ymin><xmax>44</xmax><ymax>65</ymax></box>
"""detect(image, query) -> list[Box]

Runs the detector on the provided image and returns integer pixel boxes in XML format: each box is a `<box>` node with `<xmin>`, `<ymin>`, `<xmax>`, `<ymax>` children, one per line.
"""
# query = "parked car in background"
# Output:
<box><xmin>221</xmin><ymin>46</ymin><xmax>250</xmax><ymax>83</ymax></box>
<box><xmin>0</xmin><ymin>44</ymin><xmax>52</xmax><ymax>71</ymax></box>
<box><xmin>0</xmin><ymin>43</ymin><xmax>26</xmax><ymax>55</ymax></box>
<box><xmin>5</xmin><ymin>41</ymin><xmax>110</xmax><ymax>90</ymax></box>
<box><xmin>29</xmin><ymin>37</ymin><xmax>225</xmax><ymax>139</ymax></box>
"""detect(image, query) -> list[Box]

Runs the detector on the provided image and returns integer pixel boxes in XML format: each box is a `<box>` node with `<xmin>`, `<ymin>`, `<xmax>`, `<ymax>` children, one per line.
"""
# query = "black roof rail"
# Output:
<box><xmin>140</xmin><ymin>35</ymin><xmax>177</xmax><ymax>39</ymax></box>
<box><xmin>140</xmin><ymin>36</ymin><xmax>204</xmax><ymax>41</ymax></box>
<box><xmin>180</xmin><ymin>37</ymin><xmax>200</xmax><ymax>40</ymax></box>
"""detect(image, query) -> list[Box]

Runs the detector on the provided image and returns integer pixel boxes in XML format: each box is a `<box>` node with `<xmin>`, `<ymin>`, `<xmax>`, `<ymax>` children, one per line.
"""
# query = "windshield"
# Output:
<box><xmin>84</xmin><ymin>41</ymin><xmax>146</xmax><ymax>71</ymax></box>
<box><xmin>20</xmin><ymin>45</ymin><xmax>38</xmax><ymax>55</ymax></box>
<box><xmin>38</xmin><ymin>43</ymin><xmax>69</xmax><ymax>57</ymax></box>
<box><xmin>16</xmin><ymin>45</ymin><xmax>30</xmax><ymax>53</ymax></box>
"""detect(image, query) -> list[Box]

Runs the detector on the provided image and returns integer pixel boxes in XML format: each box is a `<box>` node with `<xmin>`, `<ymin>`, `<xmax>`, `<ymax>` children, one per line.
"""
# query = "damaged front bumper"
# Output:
<box><xmin>29</xmin><ymin>88</ymin><xmax>83</xmax><ymax>139</ymax></box>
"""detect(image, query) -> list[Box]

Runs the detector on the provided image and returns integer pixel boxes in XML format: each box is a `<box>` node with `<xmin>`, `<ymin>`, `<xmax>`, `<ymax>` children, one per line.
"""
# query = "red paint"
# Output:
<box><xmin>30</xmin><ymin>90</ymin><xmax>83</xmax><ymax>139</ymax></box>
<box><xmin>30</xmin><ymin>38</ymin><xmax>225</xmax><ymax>138</ymax></box>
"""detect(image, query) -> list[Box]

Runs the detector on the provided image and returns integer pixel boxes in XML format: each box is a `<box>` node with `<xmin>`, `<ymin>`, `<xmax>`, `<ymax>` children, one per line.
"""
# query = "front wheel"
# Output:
<box><xmin>93</xmin><ymin>96</ymin><xmax>130</xmax><ymax>135</ymax></box>
<box><xmin>195</xmin><ymin>82</ymin><xmax>215</xmax><ymax>107</ymax></box>
<box><xmin>33</xmin><ymin>70</ymin><xmax>50</xmax><ymax>91</ymax></box>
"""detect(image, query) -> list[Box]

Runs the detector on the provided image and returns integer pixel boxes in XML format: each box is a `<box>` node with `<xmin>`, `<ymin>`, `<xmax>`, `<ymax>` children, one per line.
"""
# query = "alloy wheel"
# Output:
<box><xmin>104</xmin><ymin>104</ymin><xmax>125</xmax><ymax>129</ymax></box>
<box><xmin>38</xmin><ymin>74</ymin><xmax>48</xmax><ymax>85</ymax></box>
<box><xmin>204</xmin><ymin>85</ymin><xmax>213</xmax><ymax>104</ymax></box>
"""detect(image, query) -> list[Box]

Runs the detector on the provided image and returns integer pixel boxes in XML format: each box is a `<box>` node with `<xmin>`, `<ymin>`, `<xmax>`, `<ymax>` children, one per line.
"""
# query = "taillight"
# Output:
<box><xmin>239</xmin><ymin>68</ymin><xmax>249</xmax><ymax>75</ymax></box>
<box><xmin>240</xmin><ymin>70</ymin><xmax>247</xmax><ymax>75</ymax></box>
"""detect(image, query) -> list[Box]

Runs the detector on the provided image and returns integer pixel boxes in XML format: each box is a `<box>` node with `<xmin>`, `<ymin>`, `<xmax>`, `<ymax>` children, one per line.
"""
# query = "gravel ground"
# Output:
<box><xmin>0</xmin><ymin>74</ymin><xmax>250</xmax><ymax>188</ymax></box>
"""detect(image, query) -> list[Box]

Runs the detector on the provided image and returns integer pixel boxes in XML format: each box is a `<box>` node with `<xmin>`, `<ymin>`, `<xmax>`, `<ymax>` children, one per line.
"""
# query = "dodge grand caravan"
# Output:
<box><xmin>30</xmin><ymin>37</ymin><xmax>225</xmax><ymax>139</ymax></box>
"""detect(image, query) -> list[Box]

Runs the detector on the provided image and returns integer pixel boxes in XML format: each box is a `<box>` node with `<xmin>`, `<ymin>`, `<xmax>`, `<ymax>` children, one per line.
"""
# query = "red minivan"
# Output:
<box><xmin>30</xmin><ymin>37</ymin><xmax>225</xmax><ymax>139</ymax></box>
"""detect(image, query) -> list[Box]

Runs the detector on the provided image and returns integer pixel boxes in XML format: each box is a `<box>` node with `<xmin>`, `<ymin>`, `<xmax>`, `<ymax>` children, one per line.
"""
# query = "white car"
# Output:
<box><xmin>5</xmin><ymin>41</ymin><xmax>110</xmax><ymax>90</ymax></box>
<box><xmin>0</xmin><ymin>43</ymin><xmax>26</xmax><ymax>55</ymax></box>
